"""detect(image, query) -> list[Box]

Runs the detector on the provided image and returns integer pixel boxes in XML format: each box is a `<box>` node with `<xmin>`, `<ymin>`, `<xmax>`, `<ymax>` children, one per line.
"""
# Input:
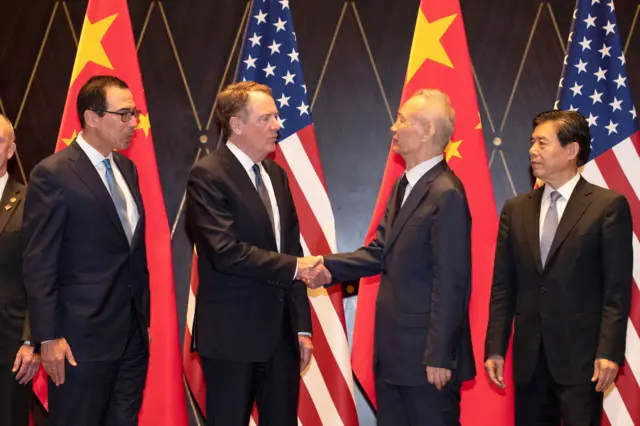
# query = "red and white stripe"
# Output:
<box><xmin>581</xmin><ymin>132</ymin><xmax>640</xmax><ymax>425</ymax></box>
<box><xmin>183</xmin><ymin>124</ymin><xmax>359</xmax><ymax>426</ymax></box>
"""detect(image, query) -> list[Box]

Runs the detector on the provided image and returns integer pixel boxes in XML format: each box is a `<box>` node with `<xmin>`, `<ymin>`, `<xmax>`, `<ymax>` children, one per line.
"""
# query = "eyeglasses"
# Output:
<box><xmin>93</xmin><ymin>109</ymin><xmax>141</xmax><ymax>122</ymax></box>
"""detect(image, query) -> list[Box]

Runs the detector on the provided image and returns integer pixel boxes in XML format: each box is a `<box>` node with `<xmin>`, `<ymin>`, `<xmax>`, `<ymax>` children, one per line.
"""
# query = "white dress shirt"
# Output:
<box><xmin>539</xmin><ymin>173</ymin><xmax>581</xmax><ymax>242</ymax></box>
<box><xmin>76</xmin><ymin>133</ymin><xmax>139</xmax><ymax>236</ymax></box>
<box><xmin>0</xmin><ymin>172</ymin><xmax>8</xmax><ymax>200</ymax></box>
<box><xmin>227</xmin><ymin>141</ymin><xmax>282</xmax><ymax>251</ymax></box>
<box><xmin>401</xmin><ymin>155</ymin><xmax>445</xmax><ymax>206</ymax></box>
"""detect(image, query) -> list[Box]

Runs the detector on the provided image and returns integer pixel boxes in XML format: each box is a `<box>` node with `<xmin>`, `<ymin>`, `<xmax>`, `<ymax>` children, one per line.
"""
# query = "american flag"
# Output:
<box><xmin>556</xmin><ymin>0</ymin><xmax>640</xmax><ymax>424</ymax></box>
<box><xmin>183</xmin><ymin>1</ymin><xmax>359</xmax><ymax>425</ymax></box>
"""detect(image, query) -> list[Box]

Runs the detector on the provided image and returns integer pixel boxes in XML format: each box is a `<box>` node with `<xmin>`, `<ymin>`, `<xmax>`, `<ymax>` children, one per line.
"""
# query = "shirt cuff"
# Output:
<box><xmin>293</xmin><ymin>263</ymin><xmax>298</xmax><ymax>281</ymax></box>
<box><xmin>298</xmin><ymin>332</ymin><xmax>312</xmax><ymax>337</ymax></box>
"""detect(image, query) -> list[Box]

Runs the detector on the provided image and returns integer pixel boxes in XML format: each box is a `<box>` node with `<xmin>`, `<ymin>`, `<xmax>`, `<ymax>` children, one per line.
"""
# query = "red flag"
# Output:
<box><xmin>31</xmin><ymin>0</ymin><xmax>189</xmax><ymax>424</ymax></box>
<box><xmin>351</xmin><ymin>0</ymin><xmax>513</xmax><ymax>424</ymax></box>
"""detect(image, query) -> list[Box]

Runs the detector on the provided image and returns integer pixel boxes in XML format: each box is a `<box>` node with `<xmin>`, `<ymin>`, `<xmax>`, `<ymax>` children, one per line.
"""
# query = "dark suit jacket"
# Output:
<box><xmin>22</xmin><ymin>141</ymin><xmax>150</xmax><ymax>361</ymax></box>
<box><xmin>186</xmin><ymin>145</ymin><xmax>312</xmax><ymax>363</ymax></box>
<box><xmin>0</xmin><ymin>178</ymin><xmax>30</xmax><ymax>363</ymax></box>
<box><xmin>485</xmin><ymin>177</ymin><xmax>633</xmax><ymax>386</ymax></box>
<box><xmin>324</xmin><ymin>161</ymin><xmax>476</xmax><ymax>386</ymax></box>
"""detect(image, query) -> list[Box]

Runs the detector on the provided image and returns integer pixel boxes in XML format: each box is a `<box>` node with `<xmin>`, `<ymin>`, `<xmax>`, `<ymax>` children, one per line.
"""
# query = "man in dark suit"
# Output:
<box><xmin>309</xmin><ymin>89</ymin><xmax>476</xmax><ymax>426</ymax></box>
<box><xmin>186</xmin><ymin>81</ymin><xmax>316</xmax><ymax>426</ymax></box>
<box><xmin>0</xmin><ymin>114</ymin><xmax>40</xmax><ymax>426</ymax></box>
<box><xmin>484</xmin><ymin>110</ymin><xmax>633</xmax><ymax>426</ymax></box>
<box><xmin>22</xmin><ymin>76</ymin><xmax>150</xmax><ymax>426</ymax></box>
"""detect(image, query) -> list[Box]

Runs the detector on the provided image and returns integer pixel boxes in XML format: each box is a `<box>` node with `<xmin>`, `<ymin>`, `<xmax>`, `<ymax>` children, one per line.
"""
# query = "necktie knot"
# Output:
<box><xmin>102</xmin><ymin>158</ymin><xmax>112</xmax><ymax>170</ymax></box>
<box><xmin>252</xmin><ymin>163</ymin><xmax>260</xmax><ymax>175</ymax></box>
<box><xmin>399</xmin><ymin>175</ymin><xmax>409</xmax><ymax>189</ymax></box>
<box><xmin>550</xmin><ymin>190</ymin><xmax>561</xmax><ymax>204</ymax></box>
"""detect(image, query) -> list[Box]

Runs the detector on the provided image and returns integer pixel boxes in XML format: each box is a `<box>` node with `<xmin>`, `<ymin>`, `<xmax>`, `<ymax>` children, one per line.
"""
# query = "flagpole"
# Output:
<box><xmin>216</xmin><ymin>0</ymin><xmax>254</xmax><ymax>151</ymax></box>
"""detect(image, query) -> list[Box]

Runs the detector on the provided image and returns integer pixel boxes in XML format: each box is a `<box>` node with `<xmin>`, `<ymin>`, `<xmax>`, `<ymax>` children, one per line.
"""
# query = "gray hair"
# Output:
<box><xmin>411</xmin><ymin>89</ymin><xmax>455</xmax><ymax>148</ymax></box>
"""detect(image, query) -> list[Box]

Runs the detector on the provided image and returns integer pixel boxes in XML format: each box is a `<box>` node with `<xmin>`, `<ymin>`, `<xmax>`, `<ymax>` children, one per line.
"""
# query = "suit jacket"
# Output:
<box><xmin>0</xmin><ymin>178</ymin><xmax>30</xmax><ymax>363</ymax></box>
<box><xmin>485</xmin><ymin>177</ymin><xmax>633</xmax><ymax>386</ymax></box>
<box><xmin>186</xmin><ymin>145</ymin><xmax>312</xmax><ymax>363</ymax></box>
<box><xmin>324</xmin><ymin>161</ymin><xmax>476</xmax><ymax>386</ymax></box>
<box><xmin>22</xmin><ymin>141</ymin><xmax>150</xmax><ymax>362</ymax></box>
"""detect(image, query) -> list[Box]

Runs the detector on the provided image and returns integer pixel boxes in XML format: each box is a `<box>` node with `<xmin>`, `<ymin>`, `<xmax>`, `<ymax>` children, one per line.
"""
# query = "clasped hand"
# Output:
<box><xmin>296</xmin><ymin>256</ymin><xmax>331</xmax><ymax>289</ymax></box>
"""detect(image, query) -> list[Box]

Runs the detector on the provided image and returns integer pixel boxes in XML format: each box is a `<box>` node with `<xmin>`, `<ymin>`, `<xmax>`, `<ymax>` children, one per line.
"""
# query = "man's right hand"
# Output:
<box><xmin>41</xmin><ymin>338</ymin><xmax>77</xmax><ymax>386</ymax></box>
<box><xmin>484</xmin><ymin>355</ymin><xmax>506</xmax><ymax>389</ymax></box>
<box><xmin>296</xmin><ymin>256</ymin><xmax>331</xmax><ymax>288</ymax></box>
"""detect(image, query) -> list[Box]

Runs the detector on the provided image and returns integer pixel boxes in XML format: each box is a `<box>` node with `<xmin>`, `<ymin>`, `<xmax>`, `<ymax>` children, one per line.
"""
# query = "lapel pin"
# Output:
<box><xmin>4</xmin><ymin>204</ymin><xmax>10</xmax><ymax>211</ymax></box>
<box><xmin>9</xmin><ymin>196</ymin><xmax>17</xmax><ymax>203</ymax></box>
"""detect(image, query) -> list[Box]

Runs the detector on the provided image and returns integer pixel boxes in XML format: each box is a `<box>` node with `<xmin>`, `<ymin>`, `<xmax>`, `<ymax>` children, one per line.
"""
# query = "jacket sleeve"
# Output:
<box><xmin>596</xmin><ymin>195</ymin><xmax>633</xmax><ymax>365</ymax></box>
<box><xmin>22</xmin><ymin>163</ymin><xmax>68</xmax><ymax>343</ymax></box>
<box><xmin>484</xmin><ymin>198</ymin><xmax>517</xmax><ymax>359</ymax></box>
<box><xmin>423</xmin><ymin>188</ymin><xmax>472</xmax><ymax>369</ymax></box>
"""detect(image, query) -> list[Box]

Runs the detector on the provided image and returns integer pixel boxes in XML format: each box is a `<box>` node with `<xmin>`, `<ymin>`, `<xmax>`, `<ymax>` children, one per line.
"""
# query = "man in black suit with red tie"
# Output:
<box><xmin>485</xmin><ymin>110</ymin><xmax>633</xmax><ymax>426</ymax></box>
<box><xmin>22</xmin><ymin>76</ymin><xmax>150</xmax><ymax>426</ymax></box>
<box><xmin>0</xmin><ymin>114</ymin><xmax>40</xmax><ymax>426</ymax></box>
<box><xmin>186</xmin><ymin>81</ymin><xmax>317</xmax><ymax>426</ymax></box>
<box><xmin>311</xmin><ymin>89</ymin><xmax>476</xmax><ymax>426</ymax></box>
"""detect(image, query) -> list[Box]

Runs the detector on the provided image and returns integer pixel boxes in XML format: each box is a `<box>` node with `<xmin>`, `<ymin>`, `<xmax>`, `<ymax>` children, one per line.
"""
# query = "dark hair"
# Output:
<box><xmin>532</xmin><ymin>110</ymin><xmax>591</xmax><ymax>167</ymax></box>
<box><xmin>215</xmin><ymin>81</ymin><xmax>272</xmax><ymax>140</ymax></box>
<box><xmin>76</xmin><ymin>75</ymin><xmax>129</xmax><ymax>129</ymax></box>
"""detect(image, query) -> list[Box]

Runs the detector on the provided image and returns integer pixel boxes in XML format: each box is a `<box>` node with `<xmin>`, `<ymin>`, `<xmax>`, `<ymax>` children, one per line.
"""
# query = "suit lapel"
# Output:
<box><xmin>545</xmin><ymin>177</ymin><xmax>592</xmax><ymax>266</ymax></box>
<box><xmin>0</xmin><ymin>179</ymin><xmax>22</xmax><ymax>235</ymax></box>
<box><xmin>526</xmin><ymin>188</ymin><xmax>544</xmax><ymax>274</ymax></box>
<box><xmin>67</xmin><ymin>141</ymin><xmax>128</xmax><ymax>242</ymax></box>
<box><xmin>263</xmin><ymin>159</ymin><xmax>287</xmax><ymax>252</ymax></box>
<box><xmin>385</xmin><ymin>161</ymin><xmax>447</xmax><ymax>253</ymax></box>
<box><xmin>112</xmin><ymin>153</ymin><xmax>144</xmax><ymax>246</ymax></box>
<box><xmin>221</xmin><ymin>146</ymin><xmax>278</xmax><ymax>249</ymax></box>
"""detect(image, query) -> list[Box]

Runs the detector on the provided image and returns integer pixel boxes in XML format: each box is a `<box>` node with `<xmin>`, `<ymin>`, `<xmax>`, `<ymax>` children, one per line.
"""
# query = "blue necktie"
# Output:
<box><xmin>103</xmin><ymin>159</ymin><xmax>133</xmax><ymax>243</ymax></box>
<box><xmin>540</xmin><ymin>191</ymin><xmax>561</xmax><ymax>266</ymax></box>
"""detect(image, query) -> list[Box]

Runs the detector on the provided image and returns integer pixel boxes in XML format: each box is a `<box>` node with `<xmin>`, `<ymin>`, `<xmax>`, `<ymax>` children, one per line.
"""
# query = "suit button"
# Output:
<box><xmin>540</xmin><ymin>287</ymin><xmax>546</xmax><ymax>294</ymax></box>
<box><xmin>278</xmin><ymin>296</ymin><xmax>284</xmax><ymax>302</ymax></box>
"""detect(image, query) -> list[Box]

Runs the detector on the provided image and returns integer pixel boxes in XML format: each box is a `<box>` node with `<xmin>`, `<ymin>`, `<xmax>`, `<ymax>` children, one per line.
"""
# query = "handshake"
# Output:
<box><xmin>295</xmin><ymin>256</ymin><xmax>331</xmax><ymax>289</ymax></box>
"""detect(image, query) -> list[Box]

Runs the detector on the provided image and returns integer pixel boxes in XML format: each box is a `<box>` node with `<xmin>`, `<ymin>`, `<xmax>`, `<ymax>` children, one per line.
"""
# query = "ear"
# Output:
<box><xmin>229</xmin><ymin>116</ymin><xmax>244</xmax><ymax>136</ymax></box>
<box><xmin>566</xmin><ymin>141</ymin><xmax>580</xmax><ymax>161</ymax></box>
<box><xmin>6</xmin><ymin>141</ymin><xmax>15</xmax><ymax>160</ymax></box>
<box><xmin>84</xmin><ymin>109</ymin><xmax>101</xmax><ymax>129</ymax></box>
<box><xmin>421</xmin><ymin>121</ymin><xmax>436</xmax><ymax>143</ymax></box>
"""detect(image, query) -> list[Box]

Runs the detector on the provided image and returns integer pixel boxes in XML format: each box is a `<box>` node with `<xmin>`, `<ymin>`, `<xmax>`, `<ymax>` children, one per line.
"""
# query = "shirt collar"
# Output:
<box><xmin>76</xmin><ymin>132</ymin><xmax>113</xmax><ymax>167</ymax></box>
<box><xmin>405</xmin><ymin>155</ymin><xmax>444</xmax><ymax>187</ymax></box>
<box><xmin>543</xmin><ymin>172</ymin><xmax>581</xmax><ymax>202</ymax></box>
<box><xmin>226</xmin><ymin>141</ymin><xmax>258</xmax><ymax>173</ymax></box>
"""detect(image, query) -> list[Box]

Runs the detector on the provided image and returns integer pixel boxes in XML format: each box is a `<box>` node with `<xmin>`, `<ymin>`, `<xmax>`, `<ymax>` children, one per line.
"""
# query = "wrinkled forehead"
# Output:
<box><xmin>0</xmin><ymin>116</ymin><xmax>14</xmax><ymax>142</ymax></box>
<box><xmin>105</xmin><ymin>86</ymin><xmax>135</xmax><ymax>110</ymax></box>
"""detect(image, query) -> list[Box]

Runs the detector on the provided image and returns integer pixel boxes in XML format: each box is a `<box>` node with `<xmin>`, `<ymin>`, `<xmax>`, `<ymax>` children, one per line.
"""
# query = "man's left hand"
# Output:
<box><xmin>299</xmin><ymin>335</ymin><xmax>313</xmax><ymax>372</ymax></box>
<box><xmin>13</xmin><ymin>344</ymin><xmax>41</xmax><ymax>385</ymax></box>
<box><xmin>426</xmin><ymin>366</ymin><xmax>452</xmax><ymax>390</ymax></box>
<box><xmin>592</xmin><ymin>358</ymin><xmax>619</xmax><ymax>392</ymax></box>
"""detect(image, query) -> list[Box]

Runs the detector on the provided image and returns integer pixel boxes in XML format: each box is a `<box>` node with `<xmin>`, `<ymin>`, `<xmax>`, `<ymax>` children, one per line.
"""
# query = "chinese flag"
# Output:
<box><xmin>32</xmin><ymin>0</ymin><xmax>189</xmax><ymax>424</ymax></box>
<box><xmin>351</xmin><ymin>0</ymin><xmax>513</xmax><ymax>424</ymax></box>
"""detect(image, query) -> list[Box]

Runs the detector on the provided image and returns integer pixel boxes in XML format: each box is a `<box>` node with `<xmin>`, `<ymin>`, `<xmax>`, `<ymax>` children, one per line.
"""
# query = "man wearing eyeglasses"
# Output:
<box><xmin>22</xmin><ymin>75</ymin><xmax>150</xmax><ymax>426</ymax></box>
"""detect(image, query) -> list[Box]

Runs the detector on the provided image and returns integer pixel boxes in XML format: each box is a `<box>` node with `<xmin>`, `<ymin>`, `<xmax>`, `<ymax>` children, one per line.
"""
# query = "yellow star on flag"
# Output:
<box><xmin>136</xmin><ymin>113</ymin><xmax>151</xmax><ymax>137</ymax></box>
<box><xmin>445</xmin><ymin>140</ymin><xmax>463</xmax><ymax>162</ymax></box>
<box><xmin>406</xmin><ymin>12</ymin><xmax>457</xmax><ymax>83</ymax></box>
<box><xmin>475</xmin><ymin>112</ymin><xmax>482</xmax><ymax>130</ymax></box>
<box><xmin>62</xmin><ymin>129</ymin><xmax>78</xmax><ymax>146</ymax></box>
<box><xmin>70</xmin><ymin>14</ymin><xmax>118</xmax><ymax>86</ymax></box>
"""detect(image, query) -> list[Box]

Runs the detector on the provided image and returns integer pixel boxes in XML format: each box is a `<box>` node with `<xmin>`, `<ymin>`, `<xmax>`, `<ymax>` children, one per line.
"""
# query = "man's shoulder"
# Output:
<box><xmin>31</xmin><ymin>147</ymin><xmax>73</xmax><ymax>178</ymax></box>
<box><xmin>191</xmin><ymin>150</ymin><xmax>228</xmax><ymax>180</ymax></box>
